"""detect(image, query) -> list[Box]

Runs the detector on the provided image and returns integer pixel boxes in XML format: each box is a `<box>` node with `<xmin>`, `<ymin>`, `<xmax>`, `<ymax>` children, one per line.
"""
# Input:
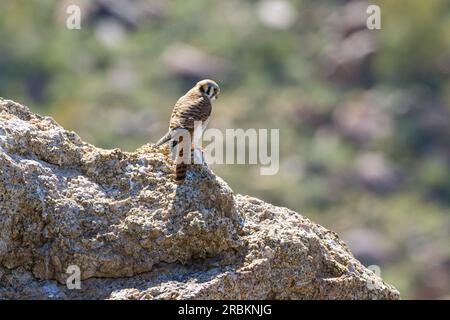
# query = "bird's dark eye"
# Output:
<box><xmin>206</xmin><ymin>86</ymin><xmax>212</xmax><ymax>95</ymax></box>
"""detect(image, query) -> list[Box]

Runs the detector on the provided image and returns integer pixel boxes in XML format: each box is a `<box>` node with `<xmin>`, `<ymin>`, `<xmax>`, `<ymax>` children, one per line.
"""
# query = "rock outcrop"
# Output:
<box><xmin>0</xmin><ymin>98</ymin><xmax>400</xmax><ymax>299</ymax></box>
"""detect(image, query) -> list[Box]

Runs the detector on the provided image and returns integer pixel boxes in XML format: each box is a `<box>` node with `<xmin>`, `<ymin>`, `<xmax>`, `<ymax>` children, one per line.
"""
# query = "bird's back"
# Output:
<box><xmin>169</xmin><ymin>89</ymin><xmax>211</xmax><ymax>131</ymax></box>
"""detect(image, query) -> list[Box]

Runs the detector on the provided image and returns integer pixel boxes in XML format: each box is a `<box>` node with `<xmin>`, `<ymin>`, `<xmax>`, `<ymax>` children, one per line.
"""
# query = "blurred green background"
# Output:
<box><xmin>0</xmin><ymin>0</ymin><xmax>449</xmax><ymax>299</ymax></box>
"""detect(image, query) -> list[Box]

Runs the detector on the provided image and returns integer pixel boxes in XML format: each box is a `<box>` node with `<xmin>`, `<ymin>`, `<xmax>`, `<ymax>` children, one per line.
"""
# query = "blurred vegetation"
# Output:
<box><xmin>0</xmin><ymin>0</ymin><xmax>449</xmax><ymax>299</ymax></box>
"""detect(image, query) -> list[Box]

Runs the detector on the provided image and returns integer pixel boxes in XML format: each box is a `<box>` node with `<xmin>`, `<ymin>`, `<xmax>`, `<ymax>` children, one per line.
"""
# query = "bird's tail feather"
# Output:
<box><xmin>154</xmin><ymin>131</ymin><xmax>171</xmax><ymax>147</ymax></box>
<box><xmin>175</xmin><ymin>163</ymin><xmax>188</xmax><ymax>182</ymax></box>
<box><xmin>174</xmin><ymin>137</ymin><xmax>190</xmax><ymax>183</ymax></box>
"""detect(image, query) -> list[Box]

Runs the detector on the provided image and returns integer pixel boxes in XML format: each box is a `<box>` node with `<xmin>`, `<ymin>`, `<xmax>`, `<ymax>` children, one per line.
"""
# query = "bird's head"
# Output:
<box><xmin>196</xmin><ymin>79</ymin><xmax>220</xmax><ymax>101</ymax></box>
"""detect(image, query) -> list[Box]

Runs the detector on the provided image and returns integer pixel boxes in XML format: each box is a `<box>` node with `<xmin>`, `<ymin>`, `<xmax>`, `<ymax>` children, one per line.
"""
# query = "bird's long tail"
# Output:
<box><xmin>175</xmin><ymin>162</ymin><xmax>188</xmax><ymax>182</ymax></box>
<box><xmin>155</xmin><ymin>129</ymin><xmax>193</xmax><ymax>182</ymax></box>
<box><xmin>154</xmin><ymin>131</ymin><xmax>171</xmax><ymax>147</ymax></box>
<box><xmin>174</xmin><ymin>135</ymin><xmax>190</xmax><ymax>183</ymax></box>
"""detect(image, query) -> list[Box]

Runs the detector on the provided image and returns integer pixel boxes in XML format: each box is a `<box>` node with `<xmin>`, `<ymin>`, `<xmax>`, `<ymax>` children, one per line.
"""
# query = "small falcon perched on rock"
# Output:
<box><xmin>154</xmin><ymin>79</ymin><xmax>220</xmax><ymax>182</ymax></box>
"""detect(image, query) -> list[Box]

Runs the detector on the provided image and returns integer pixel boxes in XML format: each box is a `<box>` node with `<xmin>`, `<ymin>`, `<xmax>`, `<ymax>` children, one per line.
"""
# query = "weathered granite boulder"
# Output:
<box><xmin>0</xmin><ymin>98</ymin><xmax>400</xmax><ymax>299</ymax></box>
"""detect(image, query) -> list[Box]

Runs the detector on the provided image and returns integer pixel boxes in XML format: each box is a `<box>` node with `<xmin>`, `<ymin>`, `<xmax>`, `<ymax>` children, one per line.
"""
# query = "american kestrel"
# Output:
<box><xmin>154</xmin><ymin>79</ymin><xmax>220</xmax><ymax>182</ymax></box>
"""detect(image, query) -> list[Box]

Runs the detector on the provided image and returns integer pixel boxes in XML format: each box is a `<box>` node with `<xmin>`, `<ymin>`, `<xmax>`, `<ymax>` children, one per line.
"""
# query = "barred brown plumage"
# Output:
<box><xmin>154</xmin><ymin>79</ymin><xmax>220</xmax><ymax>182</ymax></box>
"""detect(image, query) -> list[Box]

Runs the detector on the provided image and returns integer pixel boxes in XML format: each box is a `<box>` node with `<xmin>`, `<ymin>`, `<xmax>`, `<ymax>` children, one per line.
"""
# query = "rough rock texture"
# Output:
<box><xmin>0</xmin><ymin>98</ymin><xmax>400</xmax><ymax>299</ymax></box>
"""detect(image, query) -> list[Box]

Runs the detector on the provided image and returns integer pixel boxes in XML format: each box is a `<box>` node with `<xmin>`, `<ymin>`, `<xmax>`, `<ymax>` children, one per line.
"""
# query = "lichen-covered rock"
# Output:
<box><xmin>0</xmin><ymin>98</ymin><xmax>400</xmax><ymax>299</ymax></box>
